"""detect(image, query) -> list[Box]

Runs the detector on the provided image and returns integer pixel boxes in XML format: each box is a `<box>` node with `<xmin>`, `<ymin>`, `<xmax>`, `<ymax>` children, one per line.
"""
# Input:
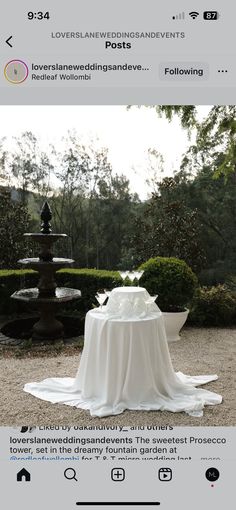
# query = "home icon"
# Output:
<box><xmin>17</xmin><ymin>468</ymin><xmax>31</xmax><ymax>482</ymax></box>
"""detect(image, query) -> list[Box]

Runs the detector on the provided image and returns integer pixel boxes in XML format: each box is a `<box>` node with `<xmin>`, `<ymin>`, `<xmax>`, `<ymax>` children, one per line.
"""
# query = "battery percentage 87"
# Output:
<box><xmin>203</xmin><ymin>11</ymin><xmax>219</xmax><ymax>20</ymax></box>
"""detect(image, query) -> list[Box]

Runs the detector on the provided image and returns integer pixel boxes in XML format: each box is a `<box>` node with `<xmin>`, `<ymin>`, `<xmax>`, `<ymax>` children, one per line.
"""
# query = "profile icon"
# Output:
<box><xmin>20</xmin><ymin>426</ymin><xmax>36</xmax><ymax>433</ymax></box>
<box><xmin>4</xmin><ymin>59</ymin><xmax>29</xmax><ymax>84</ymax></box>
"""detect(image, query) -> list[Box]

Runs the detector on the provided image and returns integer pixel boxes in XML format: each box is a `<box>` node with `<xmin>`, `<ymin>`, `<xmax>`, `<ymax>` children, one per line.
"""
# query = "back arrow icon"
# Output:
<box><xmin>6</xmin><ymin>36</ymin><xmax>13</xmax><ymax>48</ymax></box>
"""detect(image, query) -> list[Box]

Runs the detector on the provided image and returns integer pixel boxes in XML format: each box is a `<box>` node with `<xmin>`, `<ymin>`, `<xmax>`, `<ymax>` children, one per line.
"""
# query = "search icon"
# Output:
<box><xmin>64</xmin><ymin>468</ymin><xmax>78</xmax><ymax>481</ymax></box>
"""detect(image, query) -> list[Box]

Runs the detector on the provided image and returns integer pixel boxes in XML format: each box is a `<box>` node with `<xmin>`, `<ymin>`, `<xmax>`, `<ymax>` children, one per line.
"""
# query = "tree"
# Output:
<box><xmin>5</xmin><ymin>131</ymin><xmax>53</xmax><ymax>204</ymax></box>
<box><xmin>130</xmin><ymin>176</ymin><xmax>206</xmax><ymax>272</ymax></box>
<box><xmin>0</xmin><ymin>137</ymin><xmax>9</xmax><ymax>185</ymax></box>
<box><xmin>153</xmin><ymin>106</ymin><xmax>236</xmax><ymax>180</ymax></box>
<box><xmin>50</xmin><ymin>133</ymin><xmax>139</xmax><ymax>269</ymax></box>
<box><xmin>0</xmin><ymin>188</ymin><xmax>30</xmax><ymax>268</ymax></box>
<box><xmin>176</xmin><ymin>166</ymin><xmax>236</xmax><ymax>279</ymax></box>
<box><xmin>91</xmin><ymin>172</ymin><xmax>140</xmax><ymax>269</ymax></box>
<box><xmin>51</xmin><ymin>134</ymin><xmax>113</xmax><ymax>265</ymax></box>
<box><xmin>152</xmin><ymin>106</ymin><xmax>198</xmax><ymax>130</ymax></box>
<box><xmin>145</xmin><ymin>148</ymin><xmax>164</xmax><ymax>193</ymax></box>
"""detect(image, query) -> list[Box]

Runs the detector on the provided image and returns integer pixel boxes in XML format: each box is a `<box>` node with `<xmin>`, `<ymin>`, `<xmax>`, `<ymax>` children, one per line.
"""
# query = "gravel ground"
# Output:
<box><xmin>0</xmin><ymin>327</ymin><xmax>235</xmax><ymax>426</ymax></box>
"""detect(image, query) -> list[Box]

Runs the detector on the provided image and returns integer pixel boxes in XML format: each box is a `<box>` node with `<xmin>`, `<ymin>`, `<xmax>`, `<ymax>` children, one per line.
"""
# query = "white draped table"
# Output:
<box><xmin>24</xmin><ymin>287</ymin><xmax>222</xmax><ymax>417</ymax></box>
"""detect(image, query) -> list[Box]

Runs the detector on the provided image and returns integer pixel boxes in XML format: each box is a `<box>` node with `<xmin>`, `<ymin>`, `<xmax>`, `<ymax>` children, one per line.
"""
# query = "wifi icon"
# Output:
<box><xmin>189</xmin><ymin>11</ymin><xmax>200</xmax><ymax>19</ymax></box>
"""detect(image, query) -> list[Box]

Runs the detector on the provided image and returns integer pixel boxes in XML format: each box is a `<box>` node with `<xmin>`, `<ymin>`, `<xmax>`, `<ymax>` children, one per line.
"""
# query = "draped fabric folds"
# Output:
<box><xmin>24</xmin><ymin>290</ymin><xmax>222</xmax><ymax>418</ymax></box>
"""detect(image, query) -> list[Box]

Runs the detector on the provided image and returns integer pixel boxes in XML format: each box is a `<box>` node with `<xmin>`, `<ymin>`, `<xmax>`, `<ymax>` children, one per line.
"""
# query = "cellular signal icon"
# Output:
<box><xmin>189</xmin><ymin>11</ymin><xmax>200</xmax><ymax>19</ymax></box>
<box><xmin>172</xmin><ymin>12</ymin><xmax>185</xmax><ymax>20</ymax></box>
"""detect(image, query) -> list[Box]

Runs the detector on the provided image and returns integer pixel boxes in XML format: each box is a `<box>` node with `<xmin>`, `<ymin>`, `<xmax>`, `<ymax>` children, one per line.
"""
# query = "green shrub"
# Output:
<box><xmin>189</xmin><ymin>285</ymin><xmax>236</xmax><ymax>326</ymax></box>
<box><xmin>0</xmin><ymin>268</ymin><xmax>122</xmax><ymax>315</ymax></box>
<box><xmin>225</xmin><ymin>275</ymin><xmax>236</xmax><ymax>292</ymax></box>
<box><xmin>139</xmin><ymin>257</ymin><xmax>197</xmax><ymax>312</ymax></box>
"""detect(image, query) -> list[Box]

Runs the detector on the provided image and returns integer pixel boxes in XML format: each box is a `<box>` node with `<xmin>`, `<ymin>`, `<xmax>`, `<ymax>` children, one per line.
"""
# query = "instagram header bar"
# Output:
<box><xmin>0</xmin><ymin>0</ymin><xmax>235</xmax><ymax>103</ymax></box>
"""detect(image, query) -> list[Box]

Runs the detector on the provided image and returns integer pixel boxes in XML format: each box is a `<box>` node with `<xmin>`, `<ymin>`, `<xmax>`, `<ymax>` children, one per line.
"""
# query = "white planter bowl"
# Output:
<box><xmin>163</xmin><ymin>309</ymin><xmax>189</xmax><ymax>343</ymax></box>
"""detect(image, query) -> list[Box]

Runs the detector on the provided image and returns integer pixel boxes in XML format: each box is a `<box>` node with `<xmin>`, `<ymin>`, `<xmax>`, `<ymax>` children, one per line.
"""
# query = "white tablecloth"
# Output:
<box><xmin>24</xmin><ymin>287</ymin><xmax>222</xmax><ymax>418</ymax></box>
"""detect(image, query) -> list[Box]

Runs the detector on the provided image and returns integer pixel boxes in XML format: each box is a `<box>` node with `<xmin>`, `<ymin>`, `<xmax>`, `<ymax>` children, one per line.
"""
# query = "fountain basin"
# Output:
<box><xmin>24</xmin><ymin>233</ymin><xmax>67</xmax><ymax>240</ymax></box>
<box><xmin>18</xmin><ymin>258</ymin><xmax>74</xmax><ymax>270</ymax></box>
<box><xmin>12</xmin><ymin>287</ymin><xmax>81</xmax><ymax>303</ymax></box>
<box><xmin>1</xmin><ymin>315</ymin><xmax>84</xmax><ymax>342</ymax></box>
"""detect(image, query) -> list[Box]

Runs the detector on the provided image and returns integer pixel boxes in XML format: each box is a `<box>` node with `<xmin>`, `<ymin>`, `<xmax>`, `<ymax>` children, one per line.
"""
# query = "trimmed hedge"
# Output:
<box><xmin>56</xmin><ymin>269</ymin><xmax>122</xmax><ymax>311</ymax></box>
<box><xmin>139</xmin><ymin>257</ymin><xmax>197</xmax><ymax>312</ymax></box>
<box><xmin>0</xmin><ymin>268</ymin><xmax>122</xmax><ymax>315</ymax></box>
<box><xmin>1</xmin><ymin>268</ymin><xmax>236</xmax><ymax>327</ymax></box>
<box><xmin>0</xmin><ymin>270</ymin><xmax>38</xmax><ymax>314</ymax></box>
<box><xmin>189</xmin><ymin>285</ymin><xmax>236</xmax><ymax>327</ymax></box>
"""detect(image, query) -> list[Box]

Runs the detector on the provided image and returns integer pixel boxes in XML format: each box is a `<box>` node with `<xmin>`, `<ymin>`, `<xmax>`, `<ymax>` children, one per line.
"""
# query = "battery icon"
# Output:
<box><xmin>203</xmin><ymin>11</ymin><xmax>219</xmax><ymax>20</ymax></box>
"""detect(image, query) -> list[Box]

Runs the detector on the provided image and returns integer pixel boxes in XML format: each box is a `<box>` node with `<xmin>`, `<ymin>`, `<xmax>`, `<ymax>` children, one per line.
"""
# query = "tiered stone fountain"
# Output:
<box><xmin>11</xmin><ymin>201</ymin><xmax>81</xmax><ymax>342</ymax></box>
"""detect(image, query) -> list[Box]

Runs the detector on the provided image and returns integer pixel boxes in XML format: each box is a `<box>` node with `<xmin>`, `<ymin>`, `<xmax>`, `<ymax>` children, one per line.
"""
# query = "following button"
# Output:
<box><xmin>159</xmin><ymin>62</ymin><xmax>209</xmax><ymax>80</ymax></box>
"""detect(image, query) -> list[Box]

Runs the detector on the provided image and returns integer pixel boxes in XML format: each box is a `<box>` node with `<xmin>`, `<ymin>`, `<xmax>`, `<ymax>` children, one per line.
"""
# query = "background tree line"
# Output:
<box><xmin>0</xmin><ymin>131</ymin><xmax>140</xmax><ymax>270</ymax></box>
<box><xmin>0</xmin><ymin>105</ymin><xmax>235</xmax><ymax>285</ymax></box>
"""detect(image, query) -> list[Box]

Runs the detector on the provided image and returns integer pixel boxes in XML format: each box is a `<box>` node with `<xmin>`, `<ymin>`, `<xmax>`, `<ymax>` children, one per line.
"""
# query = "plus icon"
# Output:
<box><xmin>111</xmin><ymin>468</ymin><xmax>125</xmax><ymax>482</ymax></box>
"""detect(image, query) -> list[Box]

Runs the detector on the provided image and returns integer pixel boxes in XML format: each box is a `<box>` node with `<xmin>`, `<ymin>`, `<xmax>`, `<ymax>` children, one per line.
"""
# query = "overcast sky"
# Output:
<box><xmin>0</xmin><ymin>105</ymin><xmax>210</xmax><ymax>199</ymax></box>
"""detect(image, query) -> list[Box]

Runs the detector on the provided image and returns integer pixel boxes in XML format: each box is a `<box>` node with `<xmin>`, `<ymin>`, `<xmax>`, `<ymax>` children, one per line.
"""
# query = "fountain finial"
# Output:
<box><xmin>40</xmin><ymin>201</ymin><xmax>52</xmax><ymax>234</ymax></box>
